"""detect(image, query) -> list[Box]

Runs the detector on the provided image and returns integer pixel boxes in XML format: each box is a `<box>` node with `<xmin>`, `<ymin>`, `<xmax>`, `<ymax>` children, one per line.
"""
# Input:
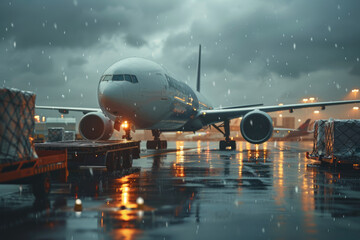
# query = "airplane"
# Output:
<box><xmin>274</xmin><ymin>119</ymin><xmax>313</xmax><ymax>139</ymax></box>
<box><xmin>37</xmin><ymin>45</ymin><xmax>360</xmax><ymax>150</ymax></box>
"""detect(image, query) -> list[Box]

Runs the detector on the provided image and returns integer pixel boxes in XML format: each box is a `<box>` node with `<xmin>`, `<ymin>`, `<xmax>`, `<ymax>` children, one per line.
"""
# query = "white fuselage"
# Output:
<box><xmin>97</xmin><ymin>58</ymin><xmax>212</xmax><ymax>131</ymax></box>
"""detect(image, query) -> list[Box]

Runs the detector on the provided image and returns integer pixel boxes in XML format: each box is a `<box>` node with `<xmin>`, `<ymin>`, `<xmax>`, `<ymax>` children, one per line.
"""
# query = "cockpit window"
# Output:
<box><xmin>124</xmin><ymin>74</ymin><xmax>132</xmax><ymax>83</ymax></box>
<box><xmin>112</xmin><ymin>74</ymin><xmax>124</xmax><ymax>81</ymax></box>
<box><xmin>101</xmin><ymin>75</ymin><xmax>112</xmax><ymax>81</ymax></box>
<box><xmin>131</xmin><ymin>75</ymin><xmax>138</xmax><ymax>83</ymax></box>
<box><xmin>100</xmin><ymin>74</ymin><xmax>139</xmax><ymax>83</ymax></box>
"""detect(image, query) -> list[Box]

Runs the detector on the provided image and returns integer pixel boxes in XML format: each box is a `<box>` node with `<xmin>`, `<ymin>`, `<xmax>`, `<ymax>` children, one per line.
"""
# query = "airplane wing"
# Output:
<box><xmin>273</xmin><ymin>127</ymin><xmax>297</xmax><ymax>132</ymax></box>
<box><xmin>199</xmin><ymin>100</ymin><xmax>360</xmax><ymax>126</ymax></box>
<box><xmin>36</xmin><ymin>105</ymin><xmax>101</xmax><ymax>114</ymax></box>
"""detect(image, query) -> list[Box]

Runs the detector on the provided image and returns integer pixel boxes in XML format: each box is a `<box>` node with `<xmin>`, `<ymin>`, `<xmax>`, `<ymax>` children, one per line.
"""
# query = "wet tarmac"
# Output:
<box><xmin>1</xmin><ymin>141</ymin><xmax>360</xmax><ymax>239</ymax></box>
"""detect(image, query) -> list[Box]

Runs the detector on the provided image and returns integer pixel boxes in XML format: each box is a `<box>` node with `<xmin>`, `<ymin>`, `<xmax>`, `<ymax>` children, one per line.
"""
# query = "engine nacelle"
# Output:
<box><xmin>240</xmin><ymin>110</ymin><xmax>273</xmax><ymax>144</ymax></box>
<box><xmin>79</xmin><ymin>112</ymin><xmax>113</xmax><ymax>141</ymax></box>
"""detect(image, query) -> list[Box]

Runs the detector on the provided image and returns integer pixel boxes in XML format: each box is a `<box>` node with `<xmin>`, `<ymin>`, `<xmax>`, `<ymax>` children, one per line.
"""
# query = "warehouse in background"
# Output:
<box><xmin>34</xmin><ymin>116</ymin><xmax>77</xmax><ymax>142</ymax></box>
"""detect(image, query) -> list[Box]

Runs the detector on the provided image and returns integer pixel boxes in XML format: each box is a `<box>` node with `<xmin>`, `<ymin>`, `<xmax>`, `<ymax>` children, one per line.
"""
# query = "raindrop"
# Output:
<box><xmin>212</xmin><ymin>81</ymin><xmax>215</xmax><ymax>87</ymax></box>
<box><xmin>336</xmin><ymin>84</ymin><xmax>340</xmax><ymax>89</ymax></box>
<box><xmin>334</xmin><ymin>43</ymin><xmax>338</xmax><ymax>48</ymax></box>
<box><xmin>13</xmin><ymin>41</ymin><xmax>16</xmax><ymax>48</ymax></box>
<box><xmin>61</xmin><ymin>94</ymin><xmax>65</xmax><ymax>98</ymax></box>
<box><xmin>337</xmin><ymin>4</ymin><xmax>341</xmax><ymax>10</ymax></box>
<box><xmin>328</xmin><ymin>25</ymin><xmax>332</xmax><ymax>32</ymax></box>
<box><xmin>86</xmin><ymin>75</ymin><xmax>88</xmax><ymax>79</ymax></box>
<box><xmin>94</xmin><ymin>18</ymin><xmax>97</xmax><ymax>23</ymax></box>
<box><xmin>357</xmin><ymin>58</ymin><xmax>359</xmax><ymax>62</ymax></box>
<box><xmin>5</xmin><ymin>27</ymin><xmax>8</xmax><ymax>32</ymax></box>
<box><xmin>153</xmin><ymin>106</ymin><xmax>156</xmax><ymax>111</ymax></box>
<box><xmin>10</xmin><ymin>22</ymin><xmax>14</xmax><ymax>28</ymax></box>
<box><xmin>310</xmin><ymin>37</ymin><xmax>313</xmax><ymax>42</ymax></box>
<box><xmin>262</xmin><ymin>228</ymin><xmax>265</xmax><ymax>233</ymax></box>
<box><xmin>295</xmin><ymin>186</ymin><xmax>298</xmax><ymax>193</ymax></box>
<box><xmin>73</xmin><ymin>0</ymin><xmax>78</xmax><ymax>6</ymax></box>
<box><xmin>46</xmin><ymin>96</ymin><xmax>49</xmax><ymax>99</ymax></box>
<box><xmin>42</xmin><ymin>22</ymin><xmax>45</xmax><ymax>28</ymax></box>
<box><xmin>228</xmin><ymin>89</ymin><xmax>231</xmax><ymax>95</ymax></box>
<box><xmin>27</xmin><ymin>63</ymin><xmax>30</xmax><ymax>68</ymax></box>
<box><xmin>85</xmin><ymin>21</ymin><xmax>88</xmax><ymax>27</ymax></box>
<box><xmin>80</xmin><ymin>93</ymin><xmax>83</xmax><ymax>98</ymax></box>
<box><xmin>53</xmin><ymin>23</ymin><xmax>57</xmax><ymax>29</ymax></box>
<box><xmin>293</xmin><ymin>43</ymin><xmax>296</xmax><ymax>50</ymax></box>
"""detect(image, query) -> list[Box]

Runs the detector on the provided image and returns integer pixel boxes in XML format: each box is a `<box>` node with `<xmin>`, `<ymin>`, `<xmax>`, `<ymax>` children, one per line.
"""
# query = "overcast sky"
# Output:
<box><xmin>1</xmin><ymin>0</ymin><xmax>359</xmax><ymax>121</ymax></box>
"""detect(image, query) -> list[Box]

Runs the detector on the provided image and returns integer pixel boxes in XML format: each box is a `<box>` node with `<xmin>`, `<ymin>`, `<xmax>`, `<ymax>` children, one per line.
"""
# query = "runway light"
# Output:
<box><xmin>302</xmin><ymin>98</ymin><xmax>309</xmax><ymax>103</ymax></box>
<box><xmin>314</xmin><ymin>110</ymin><xmax>320</xmax><ymax>114</ymax></box>
<box><xmin>74</xmin><ymin>199</ymin><xmax>82</xmax><ymax>211</ymax></box>
<box><xmin>353</xmin><ymin>106</ymin><xmax>359</xmax><ymax>110</ymax></box>
<box><xmin>309</xmin><ymin>97</ymin><xmax>315</xmax><ymax>101</ymax></box>
<box><xmin>352</xmin><ymin>89</ymin><xmax>359</xmax><ymax>93</ymax></box>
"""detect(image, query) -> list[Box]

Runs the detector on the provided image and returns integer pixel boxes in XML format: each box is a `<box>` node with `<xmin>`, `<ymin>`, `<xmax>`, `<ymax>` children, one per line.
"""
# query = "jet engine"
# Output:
<box><xmin>79</xmin><ymin>112</ymin><xmax>113</xmax><ymax>140</ymax></box>
<box><xmin>240</xmin><ymin>110</ymin><xmax>273</xmax><ymax>144</ymax></box>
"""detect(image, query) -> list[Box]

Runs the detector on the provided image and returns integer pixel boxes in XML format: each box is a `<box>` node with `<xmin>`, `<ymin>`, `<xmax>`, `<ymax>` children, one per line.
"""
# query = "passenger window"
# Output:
<box><xmin>131</xmin><ymin>75</ymin><xmax>138</xmax><ymax>83</ymax></box>
<box><xmin>112</xmin><ymin>75</ymin><xmax>124</xmax><ymax>81</ymax></box>
<box><xmin>124</xmin><ymin>74</ymin><xmax>132</xmax><ymax>82</ymax></box>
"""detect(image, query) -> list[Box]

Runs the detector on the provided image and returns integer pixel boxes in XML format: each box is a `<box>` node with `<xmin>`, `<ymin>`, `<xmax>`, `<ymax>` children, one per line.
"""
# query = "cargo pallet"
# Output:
<box><xmin>0</xmin><ymin>149</ymin><xmax>67</xmax><ymax>198</ymax></box>
<box><xmin>306</xmin><ymin>152</ymin><xmax>359</xmax><ymax>167</ymax></box>
<box><xmin>35</xmin><ymin>140</ymin><xmax>140</xmax><ymax>171</ymax></box>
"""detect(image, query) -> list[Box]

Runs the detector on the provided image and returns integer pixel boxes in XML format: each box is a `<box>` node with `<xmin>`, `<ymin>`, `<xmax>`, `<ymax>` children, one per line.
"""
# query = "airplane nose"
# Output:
<box><xmin>99</xmin><ymin>82</ymin><xmax>136</xmax><ymax>117</ymax></box>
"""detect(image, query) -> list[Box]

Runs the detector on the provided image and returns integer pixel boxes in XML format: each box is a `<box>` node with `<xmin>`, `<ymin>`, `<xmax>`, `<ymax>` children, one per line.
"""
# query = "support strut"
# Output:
<box><xmin>213</xmin><ymin>119</ymin><xmax>236</xmax><ymax>150</ymax></box>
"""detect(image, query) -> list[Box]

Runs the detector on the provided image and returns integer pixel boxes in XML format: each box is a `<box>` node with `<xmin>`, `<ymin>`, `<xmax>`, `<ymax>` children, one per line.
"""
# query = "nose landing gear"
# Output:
<box><xmin>121</xmin><ymin>121</ymin><xmax>132</xmax><ymax>140</ymax></box>
<box><xmin>146</xmin><ymin>129</ymin><xmax>167</xmax><ymax>149</ymax></box>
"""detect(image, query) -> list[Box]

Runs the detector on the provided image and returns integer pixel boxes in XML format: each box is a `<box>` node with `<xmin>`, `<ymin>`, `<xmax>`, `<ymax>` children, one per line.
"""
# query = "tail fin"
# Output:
<box><xmin>297</xmin><ymin>119</ymin><xmax>311</xmax><ymax>132</ymax></box>
<box><xmin>196</xmin><ymin>44</ymin><xmax>201</xmax><ymax>92</ymax></box>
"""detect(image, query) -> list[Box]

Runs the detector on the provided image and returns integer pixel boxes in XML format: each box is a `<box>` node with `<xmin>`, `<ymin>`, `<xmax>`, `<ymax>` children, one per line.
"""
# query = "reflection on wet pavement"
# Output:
<box><xmin>1</xmin><ymin>141</ymin><xmax>360</xmax><ymax>239</ymax></box>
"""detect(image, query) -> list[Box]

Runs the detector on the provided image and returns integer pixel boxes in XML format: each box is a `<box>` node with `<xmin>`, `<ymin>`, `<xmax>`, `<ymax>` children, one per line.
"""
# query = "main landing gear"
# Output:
<box><xmin>212</xmin><ymin>119</ymin><xmax>236</xmax><ymax>150</ymax></box>
<box><xmin>147</xmin><ymin>130</ymin><xmax>167</xmax><ymax>149</ymax></box>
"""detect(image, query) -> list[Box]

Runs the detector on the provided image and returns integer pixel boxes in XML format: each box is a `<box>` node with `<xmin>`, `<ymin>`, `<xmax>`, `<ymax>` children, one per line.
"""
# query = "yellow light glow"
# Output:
<box><xmin>278</xmin><ymin>103</ymin><xmax>283</xmax><ymax>106</ymax></box>
<box><xmin>353</xmin><ymin>106</ymin><xmax>359</xmax><ymax>110</ymax></box>
<box><xmin>303</xmin><ymin>98</ymin><xmax>309</xmax><ymax>102</ymax></box>
<box><xmin>279</xmin><ymin>114</ymin><xmax>283</xmax><ymax>117</ymax></box>
<box><xmin>309</xmin><ymin>97</ymin><xmax>315</xmax><ymax>101</ymax></box>
<box><xmin>34</xmin><ymin>115</ymin><xmax>40</xmax><ymax>123</ymax></box>
<box><xmin>352</xmin><ymin>89</ymin><xmax>359</xmax><ymax>93</ymax></box>
<box><xmin>121</xmin><ymin>121</ymin><xmax>129</xmax><ymax>129</ymax></box>
<box><xmin>314</xmin><ymin>110</ymin><xmax>320</xmax><ymax>114</ymax></box>
<box><xmin>42</xmin><ymin>116</ymin><xmax>46</xmax><ymax>122</ymax></box>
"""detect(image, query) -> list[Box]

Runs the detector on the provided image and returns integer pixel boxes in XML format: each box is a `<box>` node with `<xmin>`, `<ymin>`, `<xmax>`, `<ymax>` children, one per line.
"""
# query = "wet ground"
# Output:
<box><xmin>1</xmin><ymin>141</ymin><xmax>360</xmax><ymax>239</ymax></box>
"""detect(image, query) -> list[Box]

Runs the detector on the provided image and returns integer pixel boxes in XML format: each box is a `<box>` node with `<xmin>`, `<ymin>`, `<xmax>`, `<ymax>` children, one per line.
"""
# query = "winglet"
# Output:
<box><xmin>196</xmin><ymin>44</ymin><xmax>201</xmax><ymax>92</ymax></box>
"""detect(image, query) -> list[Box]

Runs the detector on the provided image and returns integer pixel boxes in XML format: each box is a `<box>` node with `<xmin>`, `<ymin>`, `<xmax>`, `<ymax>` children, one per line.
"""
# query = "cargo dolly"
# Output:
<box><xmin>35</xmin><ymin>140</ymin><xmax>140</xmax><ymax>171</ymax></box>
<box><xmin>0</xmin><ymin>149</ymin><xmax>67</xmax><ymax>198</ymax></box>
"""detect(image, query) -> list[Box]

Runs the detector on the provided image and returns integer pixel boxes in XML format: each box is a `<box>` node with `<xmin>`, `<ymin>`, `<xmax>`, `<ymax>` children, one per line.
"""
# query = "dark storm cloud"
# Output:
<box><xmin>124</xmin><ymin>34</ymin><xmax>147</xmax><ymax>48</ymax></box>
<box><xmin>164</xmin><ymin>0</ymin><xmax>360</xmax><ymax>80</ymax></box>
<box><xmin>1</xmin><ymin>0</ymin><xmax>359</xmax><ymax>110</ymax></box>
<box><xmin>67</xmin><ymin>57</ymin><xmax>88</xmax><ymax>67</ymax></box>
<box><xmin>0</xmin><ymin>0</ymin><xmax>182</xmax><ymax>49</ymax></box>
